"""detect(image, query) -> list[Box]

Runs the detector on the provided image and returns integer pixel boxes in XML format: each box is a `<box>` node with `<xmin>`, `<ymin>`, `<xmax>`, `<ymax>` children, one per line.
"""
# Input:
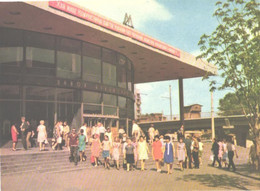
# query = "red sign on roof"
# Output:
<box><xmin>49</xmin><ymin>1</ymin><xmax>180</xmax><ymax>58</ymax></box>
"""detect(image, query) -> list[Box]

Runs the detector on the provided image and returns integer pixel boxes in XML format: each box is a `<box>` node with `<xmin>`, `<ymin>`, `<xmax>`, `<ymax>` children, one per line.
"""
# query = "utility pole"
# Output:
<box><xmin>161</xmin><ymin>85</ymin><xmax>173</xmax><ymax>120</ymax></box>
<box><xmin>211</xmin><ymin>91</ymin><xmax>215</xmax><ymax>139</ymax></box>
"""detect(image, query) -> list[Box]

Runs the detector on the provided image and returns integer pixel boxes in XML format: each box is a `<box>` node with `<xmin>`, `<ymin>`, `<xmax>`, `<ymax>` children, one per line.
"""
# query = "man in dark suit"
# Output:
<box><xmin>20</xmin><ymin>116</ymin><xmax>30</xmax><ymax>150</ymax></box>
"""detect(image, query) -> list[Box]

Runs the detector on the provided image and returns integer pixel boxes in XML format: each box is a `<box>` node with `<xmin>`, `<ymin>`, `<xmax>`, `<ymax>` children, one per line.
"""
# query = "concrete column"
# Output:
<box><xmin>178</xmin><ymin>78</ymin><xmax>184</xmax><ymax>126</ymax></box>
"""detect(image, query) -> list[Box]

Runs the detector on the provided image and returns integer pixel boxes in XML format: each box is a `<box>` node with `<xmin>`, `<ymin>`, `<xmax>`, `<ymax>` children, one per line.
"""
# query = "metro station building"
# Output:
<box><xmin>0</xmin><ymin>1</ymin><xmax>217</xmax><ymax>138</ymax></box>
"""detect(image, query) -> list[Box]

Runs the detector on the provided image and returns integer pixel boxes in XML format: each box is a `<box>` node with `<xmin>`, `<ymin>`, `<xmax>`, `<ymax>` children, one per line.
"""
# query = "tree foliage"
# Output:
<box><xmin>197</xmin><ymin>0</ymin><xmax>260</xmax><ymax>169</ymax></box>
<box><xmin>197</xmin><ymin>0</ymin><xmax>260</xmax><ymax>130</ymax></box>
<box><xmin>218</xmin><ymin>92</ymin><xmax>249</xmax><ymax>116</ymax></box>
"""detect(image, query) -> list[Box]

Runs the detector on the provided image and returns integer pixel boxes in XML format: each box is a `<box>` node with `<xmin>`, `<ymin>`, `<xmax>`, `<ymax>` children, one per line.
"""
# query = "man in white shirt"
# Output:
<box><xmin>148</xmin><ymin>124</ymin><xmax>155</xmax><ymax>144</ymax></box>
<box><xmin>98</xmin><ymin>122</ymin><xmax>106</xmax><ymax>142</ymax></box>
<box><xmin>132</xmin><ymin>120</ymin><xmax>140</xmax><ymax>140</ymax></box>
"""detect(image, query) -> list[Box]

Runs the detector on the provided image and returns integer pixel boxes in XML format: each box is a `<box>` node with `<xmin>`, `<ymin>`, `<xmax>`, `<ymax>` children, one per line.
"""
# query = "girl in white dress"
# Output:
<box><xmin>37</xmin><ymin>120</ymin><xmax>47</xmax><ymax>151</ymax></box>
<box><xmin>112</xmin><ymin>137</ymin><xmax>121</xmax><ymax>170</ymax></box>
<box><xmin>137</xmin><ymin>136</ymin><xmax>149</xmax><ymax>171</ymax></box>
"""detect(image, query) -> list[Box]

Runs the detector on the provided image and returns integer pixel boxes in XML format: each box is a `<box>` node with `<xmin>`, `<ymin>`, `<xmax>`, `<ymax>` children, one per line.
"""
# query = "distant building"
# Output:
<box><xmin>139</xmin><ymin>113</ymin><xmax>166</xmax><ymax>123</ymax></box>
<box><xmin>184</xmin><ymin>104</ymin><xmax>202</xmax><ymax>119</ymax></box>
<box><xmin>135</xmin><ymin>88</ymin><xmax>142</xmax><ymax>120</ymax></box>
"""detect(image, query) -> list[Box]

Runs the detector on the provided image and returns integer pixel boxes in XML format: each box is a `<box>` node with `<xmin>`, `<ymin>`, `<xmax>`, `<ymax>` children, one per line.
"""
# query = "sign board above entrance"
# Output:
<box><xmin>49</xmin><ymin>1</ymin><xmax>181</xmax><ymax>58</ymax></box>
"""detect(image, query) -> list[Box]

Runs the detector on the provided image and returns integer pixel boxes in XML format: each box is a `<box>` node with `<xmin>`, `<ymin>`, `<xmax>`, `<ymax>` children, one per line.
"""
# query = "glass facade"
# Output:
<box><xmin>0</xmin><ymin>28</ymin><xmax>135</xmax><ymax>138</ymax></box>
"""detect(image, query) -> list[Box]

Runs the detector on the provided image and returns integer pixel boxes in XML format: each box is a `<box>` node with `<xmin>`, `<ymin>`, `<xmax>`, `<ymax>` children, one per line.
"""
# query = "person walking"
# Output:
<box><xmin>91</xmin><ymin>134</ymin><xmax>101</xmax><ymax>167</ymax></box>
<box><xmin>211</xmin><ymin>138</ymin><xmax>222</xmax><ymax>168</ymax></box>
<box><xmin>227</xmin><ymin>137</ymin><xmax>238</xmax><ymax>171</ymax></box>
<box><xmin>184</xmin><ymin>135</ymin><xmax>192</xmax><ymax>169</ymax></box>
<box><xmin>37</xmin><ymin>120</ymin><xmax>47</xmax><ymax>151</ymax></box>
<box><xmin>137</xmin><ymin>136</ymin><xmax>149</xmax><ymax>171</ymax></box>
<box><xmin>148</xmin><ymin>124</ymin><xmax>155</xmax><ymax>144</ymax></box>
<box><xmin>11</xmin><ymin>123</ymin><xmax>19</xmax><ymax>151</ymax></box>
<box><xmin>68</xmin><ymin>128</ymin><xmax>79</xmax><ymax>166</ymax></box>
<box><xmin>112</xmin><ymin>137</ymin><xmax>121</xmax><ymax>170</ymax></box>
<box><xmin>198</xmin><ymin>138</ymin><xmax>204</xmax><ymax>165</ymax></box>
<box><xmin>52</xmin><ymin>122</ymin><xmax>61</xmax><ymax>150</ymax></box>
<box><xmin>177</xmin><ymin>137</ymin><xmax>186</xmax><ymax>171</ymax></box>
<box><xmin>124</xmin><ymin>138</ymin><xmax>135</xmax><ymax>171</ymax></box>
<box><xmin>152</xmin><ymin>135</ymin><xmax>163</xmax><ymax>172</ymax></box>
<box><xmin>132</xmin><ymin>120</ymin><xmax>140</xmax><ymax>140</ymax></box>
<box><xmin>20</xmin><ymin>116</ymin><xmax>30</xmax><ymax>150</ymax></box>
<box><xmin>98</xmin><ymin>122</ymin><xmax>106</xmax><ymax>143</ymax></box>
<box><xmin>192</xmin><ymin>136</ymin><xmax>200</xmax><ymax>169</ymax></box>
<box><xmin>102</xmin><ymin>135</ymin><xmax>111</xmax><ymax>170</ymax></box>
<box><xmin>78</xmin><ymin>129</ymin><xmax>86</xmax><ymax>162</ymax></box>
<box><xmin>63</xmin><ymin>121</ymin><xmax>70</xmax><ymax>149</ymax></box>
<box><xmin>164</xmin><ymin>136</ymin><xmax>175</xmax><ymax>174</ymax></box>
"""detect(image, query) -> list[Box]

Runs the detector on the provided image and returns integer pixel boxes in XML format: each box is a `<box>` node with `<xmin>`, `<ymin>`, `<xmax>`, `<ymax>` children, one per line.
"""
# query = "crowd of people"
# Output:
<box><xmin>11</xmin><ymin>117</ymin><xmax>239</xmax><ymax>173</ymax></box>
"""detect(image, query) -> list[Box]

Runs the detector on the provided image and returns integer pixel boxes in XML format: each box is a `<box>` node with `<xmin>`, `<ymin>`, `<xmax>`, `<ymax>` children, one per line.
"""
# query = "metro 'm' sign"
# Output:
<box><xmin>49</xmin><ymin>1</ymin><xmax>181</xmax><ymax>58</ymax></box>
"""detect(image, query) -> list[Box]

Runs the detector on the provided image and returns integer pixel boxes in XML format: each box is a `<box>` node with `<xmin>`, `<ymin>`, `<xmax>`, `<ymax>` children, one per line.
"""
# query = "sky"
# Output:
<box><xmin>74</xmin><ymin>0</ymin><xmax>232</xmax><ymax>116</ymax></box>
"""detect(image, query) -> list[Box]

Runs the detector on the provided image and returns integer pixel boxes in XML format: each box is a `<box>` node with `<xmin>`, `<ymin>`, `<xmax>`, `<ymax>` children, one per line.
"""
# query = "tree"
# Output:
<box><xmin>218</xmin><ymin>92</ymin><xmax>248</xmax><ymax>116</ymax></box>
<box><xmin>197</xmin><ymin>0</ymin><xmax>260</xmax><ymax>170</ymax></box>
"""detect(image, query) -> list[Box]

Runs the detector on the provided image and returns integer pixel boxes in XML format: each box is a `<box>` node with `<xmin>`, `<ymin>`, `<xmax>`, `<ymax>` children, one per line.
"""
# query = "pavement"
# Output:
<box><xmin>1</xmin><ymin>141</ymin><xmax>260</xmax><ymax>191</ymax></box>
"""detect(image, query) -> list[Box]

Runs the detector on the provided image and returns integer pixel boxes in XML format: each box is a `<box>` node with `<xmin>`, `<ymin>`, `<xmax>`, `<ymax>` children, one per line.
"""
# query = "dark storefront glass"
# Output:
<box><xmin>82</xmin><ymin>43</ymin><xmax>101</xmax><ymax>83</ymax></box>
<box><xmin>0</xmin><ymin>85</ymin><xmax>21</xmax><ymax>138</ymax></box>
<box><xmin>83</xmin><ymin>91</ymin><xmax>102</xmax><ymax>114</ymax></box>
<box><xmin>57</xmin><ymin>37</ymin><xmax>81</xmax><ymax>79</ymax></box>
<box><xmin>117</xmin><ymin>54</ymin><xmax>127</xmax><ymax>89</ymax></box>
<box><xmin>102</xmin><ymin>48</ymin><xmax>117</xmax><ymax>86</ymax></box>
<box><xmin>103</xmin><ymin>62</ymin><xmax>117</xmax><ymax>86</ymax></box>
<box><xmin>127</xmin><ymin>59</ymin><xmax>133</xmax><ymax>91</ymax></box>
<box><xmin>0</xmin><ymin>28</ymin><xmax>23</xmax><ymax>75</ymax></box>
<box><xmin>118</xmin><ymin>96</ymin><xmax>127</xmax><ymax>118</ymax></box>
<box><xmin>103</xmin><ymin>93</ymin><xmax>117</xmax><ymax>115</ymax></box>
<box><xmin>25</xmin><ymin>32</ymin><xmax>55</xmax><ymax>76</ymax></box>
<box><xmin>25</xmin><ymin>86</ymin><xmax>55</xmax><ymax>101</ymax></box>
<box><xmin>127</xmin><ymin>98</ymin><xmax>134</xmax><ymax>119</ymax></box>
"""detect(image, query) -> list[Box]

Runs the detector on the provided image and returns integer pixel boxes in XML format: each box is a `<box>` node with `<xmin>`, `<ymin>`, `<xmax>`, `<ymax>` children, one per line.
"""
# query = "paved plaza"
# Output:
<box><xmin>1</xmin><ymin>142</ymin><xmax>260</xmax><ymax>191</ymax></box>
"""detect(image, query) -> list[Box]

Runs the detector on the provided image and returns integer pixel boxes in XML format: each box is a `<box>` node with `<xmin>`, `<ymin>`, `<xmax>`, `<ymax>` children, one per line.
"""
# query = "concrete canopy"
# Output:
<box><xmin>0</xmin><ymin>1</ymin><xmax>217</xmax><ymax>84</ymax></box>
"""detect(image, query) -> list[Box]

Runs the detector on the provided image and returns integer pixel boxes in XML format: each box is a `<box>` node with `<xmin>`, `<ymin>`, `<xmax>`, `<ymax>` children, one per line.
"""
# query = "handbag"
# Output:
<box><xmin>57</xmin><ymin>137</ymin><xmax>62</xmax><ymax>144</ymax></box>
<box><xmin>44</xmin><ymin>139</ymin><xmax>49</xmax><ymax>145</ymax></box>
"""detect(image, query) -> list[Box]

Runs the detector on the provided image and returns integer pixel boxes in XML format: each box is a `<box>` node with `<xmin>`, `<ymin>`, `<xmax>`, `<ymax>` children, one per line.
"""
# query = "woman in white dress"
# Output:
<box><xmin>37</xmin><ymin>120</ymin><xmax>47</xmax><ymax>151</ymax></box>
<box><xmin>137</xmin><ymin>136</ymin><xmax>149</xmax><ymax>171</ymax></box>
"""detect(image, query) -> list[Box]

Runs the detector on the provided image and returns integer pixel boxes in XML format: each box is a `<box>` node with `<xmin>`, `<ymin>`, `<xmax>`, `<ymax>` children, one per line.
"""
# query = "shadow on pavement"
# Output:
<box><xmin>175</xmin><ymin>173</ymin><xmax>260</xmax><ymax>190</ymax></box>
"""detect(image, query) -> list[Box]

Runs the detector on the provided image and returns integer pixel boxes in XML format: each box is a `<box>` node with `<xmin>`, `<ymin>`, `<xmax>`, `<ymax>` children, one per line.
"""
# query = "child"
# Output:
<box><xmin>164</xmin><ymin>135</ymin><xmax>175</xmax><ymax>174</ymax></box>
<box><xmin>152</xmin><ymin>135</ymin><xmax>163</xmax><ymax>172</ymax></box>
<box><xmin>138</xmin><ymin>136</ymin><xmax>149</xmax><ymax>171</ymax></box>
<box><xmin>102</xmin><ymin>135</ymin><xmax>111</xmax><ymax>169</ymax></box>
<box><xmin>91</xmin><ymin>134</ymin><xmax>101</xmax><ymax>167</ymax></box>
<box><xmin>78</xmin><ymin>129</ymin><xmax>86</xmax><ymax>162</ymax></box>
<box><xmin>177</xmin><ymin>137</ymin><xmax>186</xmax><ymax>171</ymax></box>
<box><xmin>132</xmin><ymin>137</ymin><xmax>138</xmax><ymax>169</ymax></box>
<box><xmin>124</xmin><ymin>138</ymin><xmax>135</xmax><ymax>171</ymax></box>
<box><xmin>112</xmin><ymin>137</ymin><xmax>121</xmax><ymax>170</ymax></box>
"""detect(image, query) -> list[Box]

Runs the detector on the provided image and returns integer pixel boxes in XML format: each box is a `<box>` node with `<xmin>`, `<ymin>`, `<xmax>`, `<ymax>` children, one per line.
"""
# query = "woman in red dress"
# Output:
<box><xmin>152</xmin><ymin>135</ymin><xmax>163</xmax><ymax>172</ymax></box>
<box><xmin>11</xmin><ymin>124</ymin><xmax>19</xmax><ymax>151</ymax></box>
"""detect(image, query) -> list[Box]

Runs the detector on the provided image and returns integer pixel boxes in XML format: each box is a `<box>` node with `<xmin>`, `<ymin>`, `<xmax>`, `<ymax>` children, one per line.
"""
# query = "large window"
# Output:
<box><xmin>25</xmin><ymin>32</ymin><xmax>55</xmax><ymax>76</ymax></box>
<box><xmin>82</xmin><ymin>43</ymin><xmax>101</xmax><ymax>83</ymax></box>
<box><xmin>127</xmin><ymin>59</ymin><xmax>133</xmax><ymax>91</ymax></box>
<box><xmin>25</xmin><ymin>86</ymin><xmax>55</xmax><ymax>101</ymax></box>
<box><xmin>0</xmin><ymin>28</ymin><xmax>23</xmax><ymax>74</ymax></box>
<box><xmin>83</xmin><ymin>91</ymin><xmax>102</xmax><ymax>114</ymax></box>
<box><xmin>103</xmin><ymin>62</ymin><xmax>117</xmax><ymax>86</ymax></box>
<box><xmin>103</xmin><ymin>93</ymin><xmax>117</xmax><ymax>115</ymax></box>
<box><xmin>118</xmin><ymin>96</ymin><xmax>127</xmax><ymax>118</ymax></box>
<box><xmin>102</xmin><ymin>48</ymin><xmax>117</xmax><ymax>86</ymax></box>
<box><xmin>57</xmin><ymin>37</ymin><xmax>81</xmax><ymax>79</ymax></box>
<box><xmin>117</xmin><ymin>54</ymin><xmax>127</xmax><ymax>89</ymax></box>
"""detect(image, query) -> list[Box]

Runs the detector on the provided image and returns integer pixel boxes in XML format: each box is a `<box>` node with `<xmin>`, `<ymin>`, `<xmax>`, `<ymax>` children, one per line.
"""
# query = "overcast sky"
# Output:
<box><xmin>74</xmin><ymin>0</ymin><xmax>231</xmax><ymax>116</ymax></box>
